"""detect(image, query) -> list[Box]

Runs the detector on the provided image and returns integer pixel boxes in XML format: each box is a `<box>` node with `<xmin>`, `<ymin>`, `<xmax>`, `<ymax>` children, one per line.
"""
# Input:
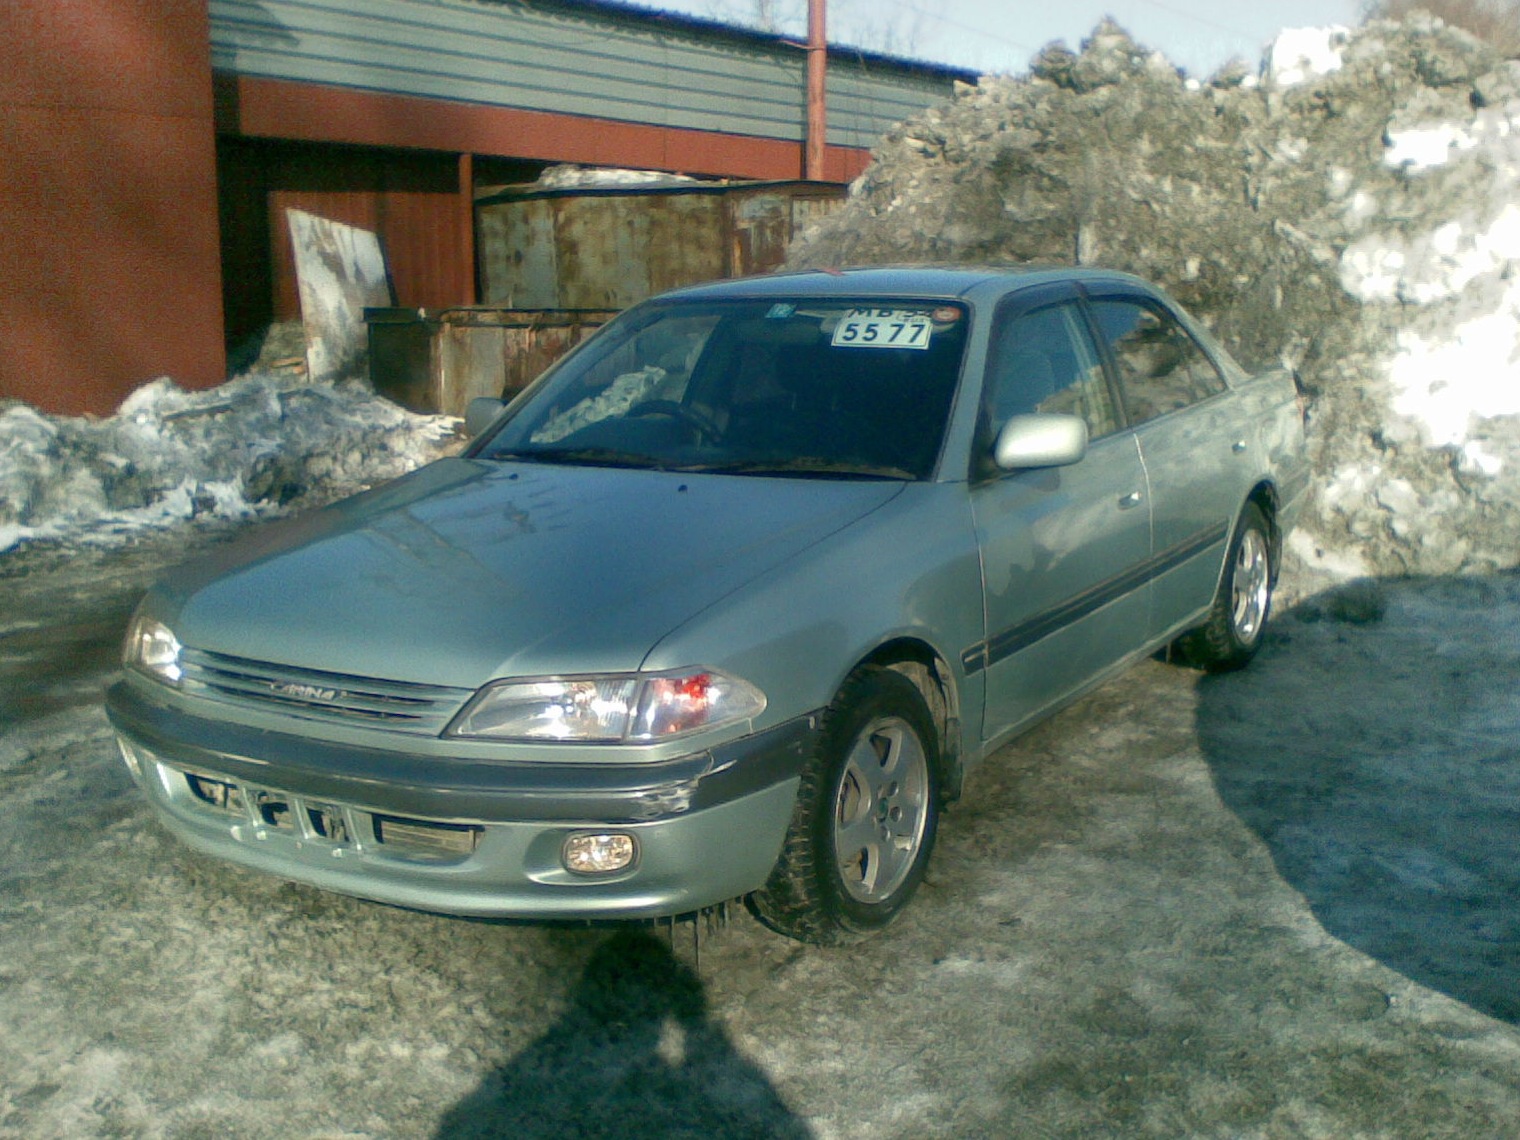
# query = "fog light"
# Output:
<box><xmin>563</xmin><ymin>832</ymin><xmax>637</xmax><ymax>875</ymax></box>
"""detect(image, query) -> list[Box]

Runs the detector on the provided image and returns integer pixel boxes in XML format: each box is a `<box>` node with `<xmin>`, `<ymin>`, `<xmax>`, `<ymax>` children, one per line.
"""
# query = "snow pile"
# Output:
<box><xmin>791</xmin><ymin>15</ymin><xmax>1520</xmax><ymax>579</ymax></box>
<box><xmin>0</xmin><ymin>372</ymin><xmax>459</xmax><ymax>554</ymax></box>
<box><xmin>1264</xmin><ymin>27</ymin><xmax>1350</xmax><ymax>89</ymax></box>
<box><xmin>533</xmin><ymin>164</ymin><xmax>701</xmax><ymax>190</ymax></box>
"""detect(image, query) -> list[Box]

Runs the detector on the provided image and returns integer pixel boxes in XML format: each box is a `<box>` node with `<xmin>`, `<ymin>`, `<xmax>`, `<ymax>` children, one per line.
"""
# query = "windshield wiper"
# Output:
<box><xmin>684</xmin><ymin>458</ymin><xmax>916</xmax><ymax>480</ymax></box>
<box><xmin>486</xmin><ymin>446</ymin><xmax>671</xmax><ymax>470</ymax></box>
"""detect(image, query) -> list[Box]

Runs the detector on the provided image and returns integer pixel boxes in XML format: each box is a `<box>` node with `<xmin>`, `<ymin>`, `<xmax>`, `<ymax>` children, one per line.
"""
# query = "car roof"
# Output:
<box><xmin>659</xmin><ymin>265</ymin><xmax>1156</xmax><ymax>303</ymax></box>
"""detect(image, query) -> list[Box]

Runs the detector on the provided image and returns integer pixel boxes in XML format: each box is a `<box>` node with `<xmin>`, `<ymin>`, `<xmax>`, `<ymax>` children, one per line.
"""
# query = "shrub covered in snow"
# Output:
<box><xmin>0</xmin><ymin>372</ymin><xmax>458</xmax><ymax>554</ymax></box>
<box><xmin>791</xmin><ymin>16</ymin><xmax>1520</xmax><ymax>581</ymax></box>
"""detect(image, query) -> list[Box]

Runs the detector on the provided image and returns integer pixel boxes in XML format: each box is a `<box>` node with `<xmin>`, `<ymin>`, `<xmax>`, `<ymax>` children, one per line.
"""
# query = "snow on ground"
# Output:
<box><xmin>3</xmin><ymin>539</ymin><xmax>1519</xmax><ymax>1138</ymax></box>
<box><xmin>0</xmin><ymin>372</ymin><xmax>459</xmax><ymax>555</ymax></box>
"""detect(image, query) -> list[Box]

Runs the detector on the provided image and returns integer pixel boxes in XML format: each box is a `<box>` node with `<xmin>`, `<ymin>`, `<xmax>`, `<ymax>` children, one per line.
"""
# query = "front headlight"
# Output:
<box><xmin>448</xmin><ymin>668</ymin><xmax>766</xmax><ymax>742</ymax></box>
<box><xmin>123</xmin><ymin>610</ymin><xmax>183</xmax><ymax>685</ymax></box>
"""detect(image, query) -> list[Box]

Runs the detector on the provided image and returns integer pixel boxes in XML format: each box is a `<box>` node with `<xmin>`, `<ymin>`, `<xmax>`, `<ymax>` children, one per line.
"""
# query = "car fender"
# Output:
<box><xmin>638</xmin><ymin>480</ymin><xmax>986</xmax><ymax>753</ymax></box>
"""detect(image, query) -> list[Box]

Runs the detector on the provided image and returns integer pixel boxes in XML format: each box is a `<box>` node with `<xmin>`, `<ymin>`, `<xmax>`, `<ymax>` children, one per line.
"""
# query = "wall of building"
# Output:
<box><xmin>2</xmin><ymin>0</ymin><xmax>968</xmax><ymax>416</ymax></box>
<box><xmin>209</xmin><ymin>0</ymin><xmax>958</xmax><ymax>151</ymax></box>
<box><xmin>0</xmin><ymin>0</ymin><xmax>226</xmax><ymax>415</ymax></box>
<box><xmin>214</xmin><ymin>73</ymin><xmax>867</xmax><ymax>183</ymax></box>
<box><xmin>218</xmin><ymin>139</ymin><xmax>482</xmax><ymax>348</ymax></box>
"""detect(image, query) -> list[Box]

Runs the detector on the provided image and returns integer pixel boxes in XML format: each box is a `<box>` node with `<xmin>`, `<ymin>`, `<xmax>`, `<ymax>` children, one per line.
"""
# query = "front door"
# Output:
<box><xmin>969</xmin><ymin>291</ymin><xmax>1153</xmax><ymax>745</ymax></box>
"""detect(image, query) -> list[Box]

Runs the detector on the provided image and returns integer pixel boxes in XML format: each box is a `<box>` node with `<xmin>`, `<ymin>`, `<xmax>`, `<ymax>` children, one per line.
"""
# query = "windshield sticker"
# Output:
<box><xmin>831</xmin><ymin>308</ymin><xmax>933</xmax><ymax>350</ymax></box>
<box><xmin>765</xmin><ymin>303</ymin><xmax>797</xmax><ymax>320</ymax></box>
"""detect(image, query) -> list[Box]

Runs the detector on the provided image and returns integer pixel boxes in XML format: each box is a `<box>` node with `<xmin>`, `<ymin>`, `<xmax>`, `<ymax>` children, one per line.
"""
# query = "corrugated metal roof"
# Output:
<box><xmin>209</xmin><ymin>0</ymin><xmax>970</xmax><ymax>147</ymax></box>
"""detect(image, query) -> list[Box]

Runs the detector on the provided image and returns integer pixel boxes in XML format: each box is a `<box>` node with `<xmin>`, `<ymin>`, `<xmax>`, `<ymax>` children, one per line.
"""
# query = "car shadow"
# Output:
<box><xmin>1195</xmin><ymin>574</ymin><xmax>1520</xmax><ymax>1024</ymax></box>
<box><xmin>434</xmin><ymin>926</ymin><xmax>814</xmax><ymax>1139</ymax></box>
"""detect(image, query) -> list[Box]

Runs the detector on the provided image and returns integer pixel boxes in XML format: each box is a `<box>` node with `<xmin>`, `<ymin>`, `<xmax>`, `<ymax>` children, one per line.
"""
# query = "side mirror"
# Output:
<box><xmin>464</xmin><ymin>397</ymin><xmax>505</xmax><ymax>439</ymax></box>
<box><xmin>993</xmin><ymin>413</ymin><xmax>1088</xmax><ymax>470</ymax></box>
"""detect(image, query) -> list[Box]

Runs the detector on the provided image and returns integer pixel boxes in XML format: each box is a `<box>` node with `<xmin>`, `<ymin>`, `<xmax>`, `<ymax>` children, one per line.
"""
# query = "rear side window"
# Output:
<box><xmin>1087</xmin><ymin>299</ymin><xmax>1227</xmax><ymax>424</ymax></box>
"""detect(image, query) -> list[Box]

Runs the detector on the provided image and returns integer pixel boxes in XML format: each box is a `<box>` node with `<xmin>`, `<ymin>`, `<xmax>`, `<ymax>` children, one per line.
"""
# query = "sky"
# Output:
<box><xmin>649</xmin><ymin>0</ymin><xmax>1364</xmax><ymax>78</ymax></box>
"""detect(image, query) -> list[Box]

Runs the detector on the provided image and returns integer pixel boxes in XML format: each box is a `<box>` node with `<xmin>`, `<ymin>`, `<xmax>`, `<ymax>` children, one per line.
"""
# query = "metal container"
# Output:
<box><xmin>476</xmin><ymin>180</ymin><xmax>845</xmax><ymax>310</ymax></box>
<box><xmin>366</xmin><ymin>307</ymin><xmax>617</xmax><ymax>416</ymax></box>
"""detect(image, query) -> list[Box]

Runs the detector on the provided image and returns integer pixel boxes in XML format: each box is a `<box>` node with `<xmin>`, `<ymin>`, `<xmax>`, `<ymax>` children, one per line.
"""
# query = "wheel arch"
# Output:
<box><xmin>1245</xmin><ymin>479</ymin><xmax>1282</xmax><ymax>583</ymax></box>
<box><xmin>853</xmin><ymin>638</ymin><xmax>965</xmax><ymax>804</ymax></box>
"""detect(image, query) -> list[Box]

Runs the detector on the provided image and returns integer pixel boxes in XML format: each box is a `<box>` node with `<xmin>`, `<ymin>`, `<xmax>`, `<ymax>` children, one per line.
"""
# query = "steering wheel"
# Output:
<box><xmin>627</xmin><ymin>399</ymin><xmax>721</xmax><ymax>443</ymax></box>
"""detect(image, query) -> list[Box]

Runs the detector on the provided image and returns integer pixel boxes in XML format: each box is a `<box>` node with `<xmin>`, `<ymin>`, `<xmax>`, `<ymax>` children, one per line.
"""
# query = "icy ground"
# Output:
<box><xmin>1</xmin><ymin>535</ymin><xmax>1518</xmax><ymax>1138</ymax></box>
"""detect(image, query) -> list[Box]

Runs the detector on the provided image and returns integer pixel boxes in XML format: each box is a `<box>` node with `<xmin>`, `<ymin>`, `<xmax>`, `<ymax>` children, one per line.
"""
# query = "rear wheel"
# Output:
<box><xmin>1178</xmin><ymin>502</ymin><xmax>1274</xmax><ymax>671</ymax></box>
<box><xmin>750</xmin><ymin>668</ymin><xmax>940</xmax><ymax>945</ymax></box>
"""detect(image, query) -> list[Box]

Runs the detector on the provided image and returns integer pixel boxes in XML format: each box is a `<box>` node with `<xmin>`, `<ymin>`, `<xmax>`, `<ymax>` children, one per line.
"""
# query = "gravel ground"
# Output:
<box><xmin>2</xmin><ymin>531</ymin><xmax>1518</xmax><ymax>1139</ymax></box>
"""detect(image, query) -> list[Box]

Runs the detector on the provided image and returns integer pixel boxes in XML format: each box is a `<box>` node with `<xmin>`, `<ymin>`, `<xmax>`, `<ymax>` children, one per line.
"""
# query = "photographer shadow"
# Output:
<box><xmin>1196</xmin><ymin>576</ymin><xmax>1520</xmax><ymax>1024</ymax></box>
<box><xmin>436</xmin><ymin>927</ymin><xmax>813</xmax><ymax>1139</ymax></box>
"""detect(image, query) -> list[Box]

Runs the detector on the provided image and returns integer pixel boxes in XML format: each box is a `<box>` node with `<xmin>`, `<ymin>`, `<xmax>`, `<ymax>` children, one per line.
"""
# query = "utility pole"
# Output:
<box><xmin>805</xmin><ymin>0</ymin><xmax>827</xmax><ymax>180</ymax></box>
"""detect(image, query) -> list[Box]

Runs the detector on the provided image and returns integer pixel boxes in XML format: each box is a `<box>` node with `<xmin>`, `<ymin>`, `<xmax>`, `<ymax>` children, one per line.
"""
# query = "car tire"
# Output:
<box><xmin>750</xmin><ymin>667</ymin><xmax>940</xmax><ymax>945</ymax></box>
<box><xmin>1178</xmin><ymin>501</ymin><xmax>1274</xmax><ymax>672</ymax></box>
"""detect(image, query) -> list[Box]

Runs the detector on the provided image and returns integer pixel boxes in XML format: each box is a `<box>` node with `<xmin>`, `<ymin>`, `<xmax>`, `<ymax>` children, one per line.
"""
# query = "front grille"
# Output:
<box><xmin>177</xmin><ymin>649</ymin><xmax>473</xmax><ymax>734</ymax></box>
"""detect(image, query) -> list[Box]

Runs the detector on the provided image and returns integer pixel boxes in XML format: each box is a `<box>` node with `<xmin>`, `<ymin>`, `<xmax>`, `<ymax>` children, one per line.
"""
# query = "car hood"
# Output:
<box><xmin>159</xmin><ymin>457</ymin><xmax>904</xmax><ymax>688</ymax></box>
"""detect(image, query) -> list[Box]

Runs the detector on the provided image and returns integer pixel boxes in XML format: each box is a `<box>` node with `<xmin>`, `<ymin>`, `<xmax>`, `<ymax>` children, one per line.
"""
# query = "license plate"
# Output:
<box><xmin>831</xmin><ymin>309</ymin><xmax>933</xmax><ymax>350</ymax></box>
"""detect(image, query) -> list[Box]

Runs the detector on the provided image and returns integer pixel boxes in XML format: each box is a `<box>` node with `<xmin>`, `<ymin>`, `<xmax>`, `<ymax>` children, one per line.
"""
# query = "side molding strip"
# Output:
<box><xmin>960</xmin><ymin>521</ymin><xmax>1229</xmax><ymax>675</ymax></box>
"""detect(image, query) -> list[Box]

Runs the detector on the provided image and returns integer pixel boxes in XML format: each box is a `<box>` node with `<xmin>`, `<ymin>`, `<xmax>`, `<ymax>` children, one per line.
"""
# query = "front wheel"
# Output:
<box><xmin>1177</xmin><ymin>501</ymin><xmax>1274</xmax><ymax>672</ymax></box>
<box><xmin>750</xmin><ymin>668</ymin><xmax>940</xmax><ymax>945</ymax></box>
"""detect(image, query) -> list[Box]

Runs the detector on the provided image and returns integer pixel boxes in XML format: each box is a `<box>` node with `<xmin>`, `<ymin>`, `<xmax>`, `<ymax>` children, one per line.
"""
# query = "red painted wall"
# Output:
<box><xmin>0</xmin><ymin>0</ymin><xmax>225</xmax><ymax>415</ymax></box>
<box><xmin>0</xmin><ymin>0</ymin><xmax>868</xmax><ymax>416</ymax></box>
<box><xmin>214</xmin><ymin>74</ymin><xmax>873</xmax><ymax>185</ymax></box>
<box><xmin>211</xmin><ymin>76</ymin><xmax>870</xmax><ymax>353</ymax></box>
<box><xmin>217</xmin><ymin>139</ymin><xmax>475</xmax><ymax>348</ymax></box>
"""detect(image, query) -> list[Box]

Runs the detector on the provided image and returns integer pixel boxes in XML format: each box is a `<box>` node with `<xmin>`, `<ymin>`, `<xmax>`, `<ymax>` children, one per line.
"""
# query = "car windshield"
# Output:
<box><xmin>476</xmin><ymin>297</ymin><xmax>970</xmax><ymax>480</ymax></box>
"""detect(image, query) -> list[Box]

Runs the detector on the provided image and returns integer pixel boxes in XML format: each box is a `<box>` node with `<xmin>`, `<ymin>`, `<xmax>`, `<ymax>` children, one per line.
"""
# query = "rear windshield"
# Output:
<box><xmin>476</xmin><ymin>298</ymin><xmax>970</xmax><ymax>480</ymax></box>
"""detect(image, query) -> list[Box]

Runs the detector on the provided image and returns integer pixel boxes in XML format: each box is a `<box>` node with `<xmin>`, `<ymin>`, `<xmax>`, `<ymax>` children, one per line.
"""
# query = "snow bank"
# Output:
<box><xmin>533</xmin><ymin>164</ymin><xmax>701</xmax><ymax>190</ymax></box>
<box><xmin>791</xmin><ymin>14</ymin><xmax>1520</xmax><ymax>579</ymax></box>
<box><xmin>1265</xmin><ymin>27</ymin><xmax>1350</xmax><ymax>89</ymax></box>
<box><xmin>0</xmin><ymin>372</ymin><xmax>458</xmax><ymax>554</ymax></box>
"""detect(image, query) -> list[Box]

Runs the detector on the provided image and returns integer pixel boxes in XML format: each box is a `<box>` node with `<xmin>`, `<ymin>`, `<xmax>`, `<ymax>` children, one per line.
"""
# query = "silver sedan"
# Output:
<box><xmin>108</xmin><ymin>267</ymin><xmax>1309</xmax><ymax>943</ymax></box>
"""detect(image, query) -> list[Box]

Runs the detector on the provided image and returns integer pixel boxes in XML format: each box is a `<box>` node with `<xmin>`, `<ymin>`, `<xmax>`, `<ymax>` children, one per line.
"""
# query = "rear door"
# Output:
<box><xmin>1082</xmin><ymin>290</ymin><xmax>1249</xmax><ymax>641</ymax></box>
<box><xmin>968</xmin><ymin>285</ymin><xmax>1153</xmax><ymax>745</ymax></box>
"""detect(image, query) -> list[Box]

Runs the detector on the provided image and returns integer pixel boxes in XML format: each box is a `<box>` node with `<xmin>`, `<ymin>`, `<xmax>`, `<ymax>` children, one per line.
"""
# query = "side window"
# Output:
<box><xmin>1087</xmin><ymin>299</ymin><xmax>1228</xmax><ymax>424</ymax></box>
<box><xmin>983</xmin><ymin>301</ymin><xmax>1121</xmax><ymax>442</ymax></box>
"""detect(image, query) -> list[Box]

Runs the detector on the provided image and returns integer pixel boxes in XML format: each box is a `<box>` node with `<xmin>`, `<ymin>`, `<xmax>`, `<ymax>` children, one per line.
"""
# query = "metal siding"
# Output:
<box><xmin>209</xmin><ymin>0</ymin><xmax>955</xmax><ymax>146</ymax></box>
<box><xmin>827</xmin><ymin>66</ymin><xmax>952</xmax><ymax>147</ymax></box>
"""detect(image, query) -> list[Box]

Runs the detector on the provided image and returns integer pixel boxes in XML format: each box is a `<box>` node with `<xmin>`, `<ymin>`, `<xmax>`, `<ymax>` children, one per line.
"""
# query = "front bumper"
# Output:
<box><xmin>106</xmin><ymin>681</ymin><xmax>815</xmax><ymax>919</ymax></box>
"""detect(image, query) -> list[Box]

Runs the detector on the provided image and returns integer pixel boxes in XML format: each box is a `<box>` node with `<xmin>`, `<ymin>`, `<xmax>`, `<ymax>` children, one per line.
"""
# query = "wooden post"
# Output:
<box><xmin>459</xmin><ymin>151</ymin><xmax>477</xmax><ymax>304</ymax></box>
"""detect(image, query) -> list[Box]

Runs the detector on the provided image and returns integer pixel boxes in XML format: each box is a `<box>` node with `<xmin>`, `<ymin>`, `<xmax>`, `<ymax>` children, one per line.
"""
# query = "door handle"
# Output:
<box><xmin>1118</xmin><ymin>491</ymin><xmax>1143</xmax><ymax>509</ymax></box>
